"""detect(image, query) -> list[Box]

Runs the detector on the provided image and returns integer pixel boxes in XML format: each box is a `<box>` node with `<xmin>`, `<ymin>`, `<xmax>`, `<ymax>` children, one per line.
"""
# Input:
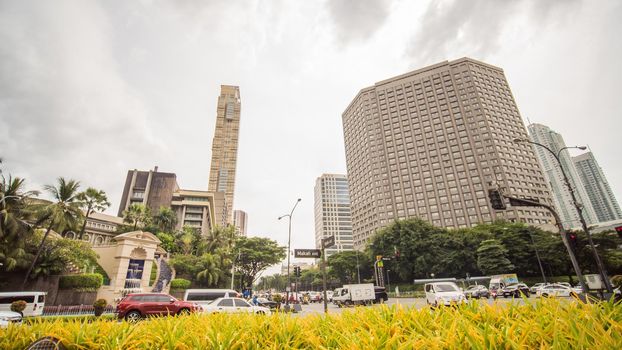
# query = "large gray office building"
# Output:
<box><xmin>342</xmin><ymin>58</ymin><xmax>555</xmax><ymax>249</ymax></box>
<box><xmin>314</xmin><ymin>174</ymin><xmax>354</xmax><ymax>257</ymax></box>
<box><xmin>573</xmin><ymin>152</ymin><xmax>622</xmax><ymax>223</ymax></box>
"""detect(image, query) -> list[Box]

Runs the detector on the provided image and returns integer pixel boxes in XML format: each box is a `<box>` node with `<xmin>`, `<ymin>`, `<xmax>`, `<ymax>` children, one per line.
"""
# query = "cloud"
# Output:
<box><xmin>0</xmin><ymin>1</ymin><xmax>162</xmax><ymax>202</ymax></box>
<box><xmin>406</xmin><ymin>0</ymin><xmax>581</xmax><ymax>66</ymax></box>
<box><xmin>326</xmin><ymin>0</ymin><xmax>394</xmax><ymax>46</ymax></box>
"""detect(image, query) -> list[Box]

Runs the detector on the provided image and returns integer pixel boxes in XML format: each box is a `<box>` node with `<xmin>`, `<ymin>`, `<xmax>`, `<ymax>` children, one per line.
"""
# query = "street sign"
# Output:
<box><xmin>294</xmin><ymin>249</ymin><xmax>321</xmax><ymax>258</ymax></box>
<box><xmin>322</xmin><ymin>235</ymin><xmax>335</xmax><ymax>248</ymax></box>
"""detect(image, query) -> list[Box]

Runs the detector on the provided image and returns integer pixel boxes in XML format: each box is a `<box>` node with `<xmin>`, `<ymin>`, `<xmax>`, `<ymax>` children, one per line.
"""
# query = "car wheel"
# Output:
<box><xmin>256</xmin><ymin>311</ymin><xmax>265</xmax><ymax>315</ymax></box>
<box><xmin>177</xmin><ymin>308</ymin><xmax>190</xmax><ymax>316</ymax></box>
<box><xmin>125</xmin><ymin>310</ymin><xmax>142</xmax><ymax>322</ymax></box>
<box><xmin>542</xmin><ymin>293</ymin><xmax>549</xmax><ymax>298</ymax></box>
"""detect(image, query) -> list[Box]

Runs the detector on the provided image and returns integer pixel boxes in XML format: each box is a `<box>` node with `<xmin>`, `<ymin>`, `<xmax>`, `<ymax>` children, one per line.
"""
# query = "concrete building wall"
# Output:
<box><xmin>343</xmin><ymin>58</ymin><xmax>555</xmax><ymax>249</ymax></box>
<box><xmin>117</xmin><ymin>167</ymin><xmax>179</xmax><ymax>216</ymax></box>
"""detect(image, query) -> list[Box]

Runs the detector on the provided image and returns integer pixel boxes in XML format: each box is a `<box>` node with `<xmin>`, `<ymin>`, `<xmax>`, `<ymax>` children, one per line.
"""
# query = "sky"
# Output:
<box><xmin>1</xmin><ymin>0</ymin><xmax>621</xmax><ymax>275</ymax></box>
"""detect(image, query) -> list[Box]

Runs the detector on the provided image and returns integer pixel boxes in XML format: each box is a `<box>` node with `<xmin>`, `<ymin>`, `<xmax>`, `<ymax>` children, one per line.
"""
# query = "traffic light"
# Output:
<box><xmin>488</xmin><ymin>189</ymin><xmax>506</xmax><ymax>210</ymax></box>
<box><xmin>294</xmin><ymin>266</ymin><xmax>301</xmax><ymax>277</ymax></box>
<box><xmin>615</xmin><ymin>226</ymin><xmax>622</xmax><ymax>239</ymax></box>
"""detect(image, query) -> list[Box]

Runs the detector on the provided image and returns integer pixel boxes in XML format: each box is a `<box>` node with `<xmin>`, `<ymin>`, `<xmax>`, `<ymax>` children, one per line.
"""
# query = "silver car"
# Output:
<box><xmin>0</xmin><ymin>311</ymin><xmax>22</xmax><ymax>329</ymax></box>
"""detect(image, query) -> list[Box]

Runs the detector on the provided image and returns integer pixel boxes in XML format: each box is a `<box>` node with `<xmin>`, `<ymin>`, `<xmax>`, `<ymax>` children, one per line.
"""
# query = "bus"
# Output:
<box><xmin>0</xmin><ymin>292</ymin><xmax>46</xmax><ymax>316</ymax></box>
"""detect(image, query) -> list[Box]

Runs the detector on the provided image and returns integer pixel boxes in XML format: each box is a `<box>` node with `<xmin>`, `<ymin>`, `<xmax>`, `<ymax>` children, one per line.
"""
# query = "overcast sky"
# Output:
<box><xmin>1</xmin><ymin>0</ymin><xmax>621</xmax><ymax>274</ymax></box>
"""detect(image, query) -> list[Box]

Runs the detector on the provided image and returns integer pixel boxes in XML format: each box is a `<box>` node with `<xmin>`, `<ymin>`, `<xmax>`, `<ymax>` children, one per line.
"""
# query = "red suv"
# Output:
<box><xmin>116</xmin><ymin>293</ymin><xmax>200</xmax><ymax>321</ymax></box>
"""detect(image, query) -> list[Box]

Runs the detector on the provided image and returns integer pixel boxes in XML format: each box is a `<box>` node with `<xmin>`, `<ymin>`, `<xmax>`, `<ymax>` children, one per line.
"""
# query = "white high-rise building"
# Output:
<box><xmin>527</xmin><ymin>123</ymin><xmax>598</xmax><ymax>229</ymax></box>
<box><xmin>573</xmin><ymin>152</ymin><xmax>622</xmax><ymax>223</ymax></box>
<box><xmin>314</xmin><ymin>174</ymin><xmax>353</xmax><ymax>256</ymax></box>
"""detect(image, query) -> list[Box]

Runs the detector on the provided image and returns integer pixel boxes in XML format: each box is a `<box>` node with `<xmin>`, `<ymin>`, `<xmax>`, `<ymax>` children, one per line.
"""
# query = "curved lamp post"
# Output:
<box><xmin>514</xmin><ymin>138</ymin><xmax>612</xmax><ymax>292</ymax></box>
<box><xmin>278</xmin><ymin>198</ymin><xmax>301</xmax><ymax>307</ymax></box>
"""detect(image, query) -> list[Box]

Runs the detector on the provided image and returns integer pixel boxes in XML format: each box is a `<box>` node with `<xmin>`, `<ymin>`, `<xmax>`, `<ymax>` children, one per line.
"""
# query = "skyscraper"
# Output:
<box><xmin>528</xmin><ymin>123</ymin><xmax>598</xmax><ymax>229</ymax></box>
<box><xmin>573</xmin><ymin>152</ymin><xmax>622</xmax><ymax>223</ymax></box>
<box><xmin>208</xmin><ymin>85</ymin><xmax>241</xmax><ymax>224</ymax></box>
<box><xmin>314</xmin><ymin>174</ymin><xmax>353</xmax><ymax>257</ymax></box>
<box><xmin>233</xmin><ymin>210</ymin><xmax>248</xmax><ymax>236</ymax></box>
<box><xmin>342</xmin><ymin>58</ymin><xmax>555</xmax><ymax>249</ymax></box>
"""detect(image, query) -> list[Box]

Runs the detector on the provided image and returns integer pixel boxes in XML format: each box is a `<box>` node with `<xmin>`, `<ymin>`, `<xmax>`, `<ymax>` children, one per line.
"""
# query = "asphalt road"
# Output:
<box><xmin>293</xmin><ymin>296</ymin><xmax>555</xmax><ymax>316</ymax></box>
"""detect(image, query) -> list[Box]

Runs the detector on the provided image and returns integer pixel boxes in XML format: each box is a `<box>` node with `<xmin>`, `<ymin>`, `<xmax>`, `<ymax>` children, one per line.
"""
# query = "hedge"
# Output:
<box><xmin>170</xmin><ymin>278</ymin><xmax>191</xmax><ymax>290</ymax></box>
<box><xmin>59</xmin><ymin>274</ymin><xmax>103</xmax><ymax>291</ymax></box>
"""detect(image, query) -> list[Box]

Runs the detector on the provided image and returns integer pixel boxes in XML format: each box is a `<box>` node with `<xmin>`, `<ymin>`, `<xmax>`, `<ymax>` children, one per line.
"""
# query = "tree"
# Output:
<box><xmin>234</xmin><ymin>237</ymin><xmax>286</xmax><ymax>289</ymax></box>
<box><xmin>122</xmin><ymin>203</ymin><xmax>151</xmax><ymax>231</ymax></box>
<box><xmin>22</xmin><ymin>177</ymin><xmax>83</xmax><ymax>288</ymax></box>
<box><xmin>25</xmin><ymin>231</ymin><xmax>98</xmax><ymax>278</ymax></box>
<box><xmin>169</xmin><ymin>253</ymin><xmax>224</xmax><ymax>287</ymax></box>
<box><xmin>76</xmin><ymin>187</ymin><xmax>110</xmax><ymax>239</ymax></box>
<box><xmin>176</xmin><ymin>226</ymin><xmax>201</xmax><ymax>255</ymax></box>
<box><xmin>0</xmin><ymin>175</ymin><xmax>39</xmax><ymax>271</ymax></box>
<box><xmin>476</xmin><ymin>239</ymin><xmax>515</xmax><ymax>275</ymax></box>
<box><xmin>153</xmin><ymin>206</ymin><xmax>177</xmax><ymax>233</ymax></box>
<box><xmin>327</xmin><ymin>251</ymin><xmax>371</xmax><ymax>284</ymax></box>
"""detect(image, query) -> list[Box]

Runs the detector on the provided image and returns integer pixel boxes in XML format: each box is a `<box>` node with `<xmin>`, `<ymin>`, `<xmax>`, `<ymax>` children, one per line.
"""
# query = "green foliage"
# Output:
<box><xmin>25</xmin><ymin>233</ymin><xmax>99</xmax><ymax>279</ymax></box>
<box><xmin>170</xmin><ymin>254</ymin><xmax>223</xmax><ymax>287</ymax></box>
<box><xmin>611</xmin><ymin>275</ymin><xmax>622</xmax><ymax>288</ymax></box>
<box><xmin>59</xmin><ymin>273</ymin><xmax>103</xmax><ymax>291</ymax></box>
<box><xmin>476</xmin><ymin>239</ymin><xmax>515</xmax><ymax>275</ymax></box>
<box><xmin>0</xmin><ymin>175</ymin><xmax>39</xmax><ymax>272</ymax></box>
<box><xmin>271</xmin><ymin>293</ymin><xmax>282</xmax><ymax>303</ymax></box>
<box><xmin>121</xmin><ymin>203</ymin><xmax>152</xmax><ymax>231</ymax></box>
<box><xmin>170</xmin><ymin>278</ymin><xmax>191</xmax><ymax>290</ymax></box>
<box><xmin>327</xmin><ymin>251</ymin><xmax>371</xmax><ymax>284</ymax></box>
<box><xmin>92</xmin><ymin>262</ymin><xmax>110</xmax><ymax>286</ymax></box>
<box><xmin>234</xmin><ymin>236</ymin><xmax>286</xmax><ymax>288</ymax></box>
<box><xmin>10</xmin><ymin>300</ymin><xmax>27</xmax><ymax>313</ymax></box>
<box><xmin>76</xmin><ymin>187</ymin><xmax>110</xmax><ymax>239</ymax></box>
<box><xmin>93</xmin><ymin>299</ymin><xmax>107</xmax><ymax>309</ymax></box>
<box><xmin>155</xmin><ymin>232</ymin><xmax>176</xmax><ymax>253</ymax></box>
<box><xmin>152</xmin><ymin>206</ymin><xmax>178</xmax><ymax>233</ymax></box>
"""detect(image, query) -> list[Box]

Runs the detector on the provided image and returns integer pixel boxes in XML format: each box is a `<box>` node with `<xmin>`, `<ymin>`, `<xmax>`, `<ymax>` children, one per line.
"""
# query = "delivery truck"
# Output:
<box><xmin>332</xmin><ymin>283</ymin><xmax>375</xmax><ymax>307</ymax></box>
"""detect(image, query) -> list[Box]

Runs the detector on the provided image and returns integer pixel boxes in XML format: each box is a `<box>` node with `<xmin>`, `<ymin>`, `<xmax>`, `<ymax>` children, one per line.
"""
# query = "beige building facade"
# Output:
<box><xmin>208</xmin><ymin>85</ymin><xmax>242</xmax><ymax>224</ymax></box>
<box><xmin>343</xmin><ymin>58</ymin><xmax>555</xmax><ymax>249</ymax></box>
<box><xmin>171</xmin><ymin>189</ymin><xmax>225</xmax><ymax>236</ymax></box>
<box><xmin>233</xmin><ymin>210</ymin><xmax>248</xmax><ymax>236</ymax></box>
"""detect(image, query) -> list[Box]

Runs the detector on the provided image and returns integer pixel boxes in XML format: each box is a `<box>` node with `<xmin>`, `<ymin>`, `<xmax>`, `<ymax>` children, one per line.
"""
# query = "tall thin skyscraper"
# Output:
<box><xmin>573</xmin><ymin>152</ymin><xmax>622</xmax><ymax>223</ymax></box>
<box><xmin>528</xmin><ymin>123</ymin><xmax>598</xmax><ymax>229</ymax></box>
<box><xmin>208</xmin><ymin>85</ymin><xmax>241</xmax><ymax>225</ymax></box>
<box><xmin>342</xmin><ymin>58</ymin><xmax>555</xmax><ymax>249</ymax></box>
<box><xmin>233</xmin><ymin>210</ymin><xmax>248</xmax><ymax>236</ymax></box>
<box><xmin>314</xmin><ymin>174</ymin><xmax>353</xmax><ymax>257</ymax></box>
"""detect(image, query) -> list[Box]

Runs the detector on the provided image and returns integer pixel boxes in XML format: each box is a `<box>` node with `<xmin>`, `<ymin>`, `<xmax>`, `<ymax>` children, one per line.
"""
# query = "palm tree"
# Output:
<box><xmin>0</xmin><ymin>175</ymin><xmax>39</xmax><ymax>271</ymax></box>
<box><xmin>122</xmin><ymin>203</ymin><xmax>151</xmax><ymax>231</ymax></box>
<box><xmin>196</xmin><ymin>253</ymin><xmax>222</xmax><ymax>286</ymax></box>
<box><xmin>22</xmin><ymin>177</ymin><xmax>84</xmax><ymax>289</ymax></box>
<box><xmin>76</xmin><ymin>187</ymin><xmax>111</xmax><ymax>239</ymax></box>
<box><xmin>153</xmin><ymin>206</ymin><xmax>177</xmax><ymax>233</ymax></box>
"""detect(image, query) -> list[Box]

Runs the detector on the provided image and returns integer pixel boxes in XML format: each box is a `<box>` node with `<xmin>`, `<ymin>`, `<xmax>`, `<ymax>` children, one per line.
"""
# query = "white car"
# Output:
<box><xmin>201</xmin><ymin>297</ymin><xmax>271</xmax><ymax>315</ymax></box>
<box><xmin>530</xmin><ymin>283</ymin><xmax>549</xmax><ymax>294</ymax></box>
<box><xmin>0</xmin><ymin>311</ymin><xmax>22</xmax><ymax>329</ymax></box>
<box><xmin>536</xmin><ymin>284</ymin><xmax>579</xmax><ymax>298</ymax></box>
<box><xmin>425</xmin><ymin>282</ymin><xmax>466</xmax><ymax>306</ymax></box>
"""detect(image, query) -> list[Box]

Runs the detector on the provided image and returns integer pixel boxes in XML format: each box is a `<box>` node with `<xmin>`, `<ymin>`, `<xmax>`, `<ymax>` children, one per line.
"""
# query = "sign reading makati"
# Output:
<box><xmin>294</xmin><ymin>249</ymin><xmax>322</xmax><ymax>258</ymax></box>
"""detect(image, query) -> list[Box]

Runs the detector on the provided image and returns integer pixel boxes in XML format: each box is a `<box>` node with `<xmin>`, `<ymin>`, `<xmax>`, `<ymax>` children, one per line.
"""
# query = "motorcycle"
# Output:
<box><xmin>491</xmin><ymin>288</ymin><xmax>498</xmax><ymax>300</ymax></box>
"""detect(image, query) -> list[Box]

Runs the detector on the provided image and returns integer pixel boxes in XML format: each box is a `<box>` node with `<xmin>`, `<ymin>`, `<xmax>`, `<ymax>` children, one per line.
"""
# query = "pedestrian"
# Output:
<box><xmin>252</xmin><ymin>294</ymin><xmax>258</xmax><ymax>306</ymax></box>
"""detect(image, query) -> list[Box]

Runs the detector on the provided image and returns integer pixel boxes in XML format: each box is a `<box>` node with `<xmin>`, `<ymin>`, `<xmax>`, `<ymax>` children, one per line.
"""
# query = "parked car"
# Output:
<box><xmin>501</xmin><ymin>283</ymin><xmax>530</xmax><ymax>298</ymax></box>
<box><xmin>255</xmin><ymin>297</ymin><xmax>279</xmax><ymax>310</ymax></box>
<box><xmin>464</xmin><ymin>285</ymin><xmax>490</xmax><ymax>299</ymax></box>
<box><xmin>308</xmin><ymin>291</ymin><xmax>322</xmax><ymax>303</ymax></box>
<box><xmin>0</xmin><ymin>292</ymin><xmax>46</xmax><ymax>317</ymax></box>
<box><xmin>0</xmin><ymin>311</ymin><xmax>22</xmax><ymax>329</ymax></box>
<box><xmin>115</xmin><ymin>293</ymin><xmax>200</xmax><ymax>322</ymax></box>
<box><xmin>529</xmin><ymin>283</ymin><xmax>549</xmax><ymax>294</ymax></box>
<box><xmin>202</xmin><ymin>297</ymin><xmax>271</xmax><ymax>315</ymax></box>
<box><xmin>536</xmin><ymin>284</ymin><xmax>579</xmax><ymax>298</ymax></box>
<box><xmin>374</xmin><ymin>286</ymin><xmax>389</xmax><ymax>303</ymax></box>
<box><xmin>424</xmin><ymin>282</ymin><xmax>466</xmax><ymax>306</ymax></box>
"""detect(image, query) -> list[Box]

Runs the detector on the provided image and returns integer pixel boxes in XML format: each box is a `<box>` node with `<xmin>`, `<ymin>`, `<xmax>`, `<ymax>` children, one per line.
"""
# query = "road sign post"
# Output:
<box><xmin>320</xmin><ymin>235</ymin><xmax>334</xmax><ymax>314</ymax></box>
<box><xmin>294</xmin><ymin>249</ymin><xmax>322</xmax><ymax>258</ymax></box>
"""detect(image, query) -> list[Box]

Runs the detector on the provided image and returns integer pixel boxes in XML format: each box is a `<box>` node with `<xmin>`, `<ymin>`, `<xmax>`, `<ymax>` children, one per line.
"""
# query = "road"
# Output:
<box><xmin>293</xmin><ymin>296</ymin><xmax>552</xmax><ymax>316</ymax></box>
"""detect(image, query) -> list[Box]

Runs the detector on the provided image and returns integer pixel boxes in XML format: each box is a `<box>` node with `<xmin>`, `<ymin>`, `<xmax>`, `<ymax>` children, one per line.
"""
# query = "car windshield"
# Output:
<box><xmin>466</xmin><ymin>286</ymin><xmax>480</xmax><ymax>291</ymax></box>
<box><xmin>435</xmin><ymin>284</ymin><xmax>458</xmax><ymax>292</ymax></box>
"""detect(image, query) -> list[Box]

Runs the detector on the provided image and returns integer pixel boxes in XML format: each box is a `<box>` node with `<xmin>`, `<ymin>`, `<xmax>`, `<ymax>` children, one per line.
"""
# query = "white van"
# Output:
<box><xmin>424</xmin><ymin>282</ymin><xmax>465</xmax><ymax>307</ymax></box>
<box><xmin>0</xmin><ymin>292</ymin><xmax>46</xmax><ymax>317</ymax></box>
<box><xmin>183</xmin><ymin>289</ymin><xmax>240</xmax><ymax>308</ymax></box>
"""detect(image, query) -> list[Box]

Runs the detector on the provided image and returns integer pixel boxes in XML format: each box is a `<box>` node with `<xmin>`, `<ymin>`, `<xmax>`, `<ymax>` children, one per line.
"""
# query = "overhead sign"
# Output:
<box><xmin>294</xmin><ymin>249</ymin><xmax>321</xmax><ymax>258</ymax></box>
<box><xmin>322</xmin><ymin>235</ymin><xmax>335</xmax><ymax>248</ymax></box>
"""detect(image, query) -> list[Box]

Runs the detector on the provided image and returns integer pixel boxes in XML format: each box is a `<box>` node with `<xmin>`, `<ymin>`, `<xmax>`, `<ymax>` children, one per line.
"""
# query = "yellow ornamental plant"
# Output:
<box><xmin>1</xmin><ymin>299</ymin><xmax>621</xmax><ymax>349</ymax></box>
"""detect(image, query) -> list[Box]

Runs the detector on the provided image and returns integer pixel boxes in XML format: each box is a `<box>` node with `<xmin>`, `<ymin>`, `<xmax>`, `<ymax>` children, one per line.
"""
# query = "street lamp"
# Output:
<box><xmin>278</xmin><ymin>198</ymin><xmax>301</xmax><ymax>307</ymax></box>
<box><xmin>514</xmin><ymin>138</ymin><xmax>613</xmax><ymax>292</ymax></box>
